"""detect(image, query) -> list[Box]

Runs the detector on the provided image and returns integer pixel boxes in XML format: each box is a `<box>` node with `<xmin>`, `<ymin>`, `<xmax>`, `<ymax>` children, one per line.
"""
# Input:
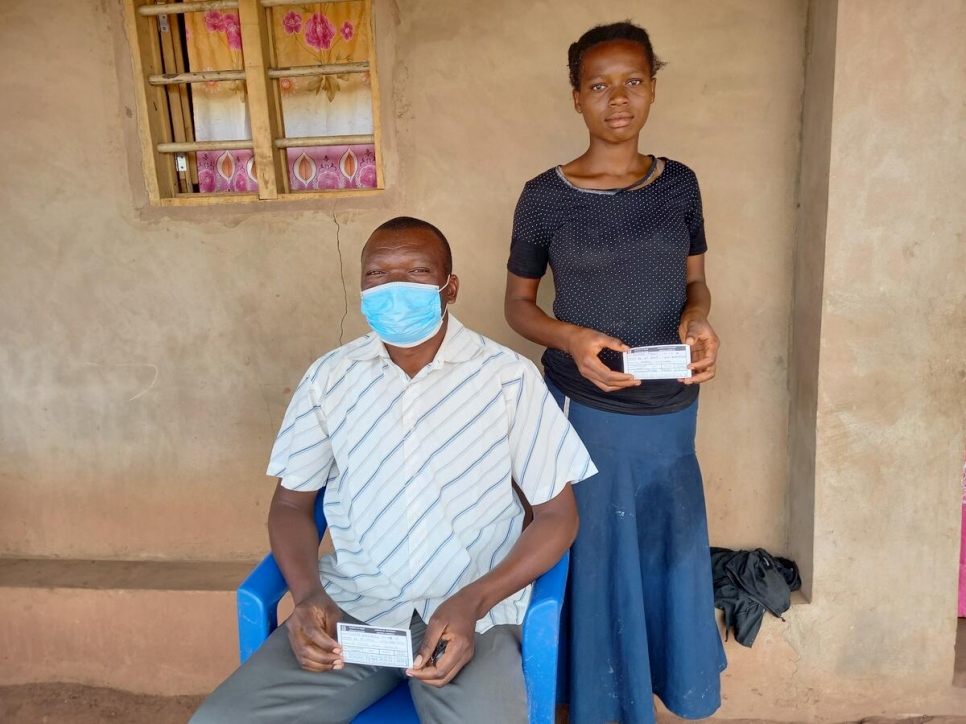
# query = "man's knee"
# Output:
<box><xmin>188</xmin><ymin>690</ymin><xmax>358</xmax><ymax>724</ymax></box>
<box><xmin>187</xmin><ymin>694</ymin><xmax>235</xmax><ymax>724</ymax></box>
<box><xmin>411</xmin><ymin>624</ymin><xmax>527</xmax><ymax>724</ymax></box>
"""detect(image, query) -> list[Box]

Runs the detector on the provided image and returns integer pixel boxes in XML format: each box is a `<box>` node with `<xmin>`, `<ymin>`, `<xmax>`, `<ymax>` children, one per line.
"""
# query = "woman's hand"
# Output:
<box><xmin>678</xmin><ymin>315</ymin><xmax>719</xmax><ymax>384</ymax></box>
<box><xmin>565</xmin><ymin>327</ymin><xmax>641</xmax><ymax>393</ymax></box>
<box><xmin>506</xmin><ymin>273</ymin><xmax>638</xmax><ymax>393</ymax></box>
<box><xmin>285</xmin><ymin>589</ymin><xmax>344</xmax><ymax>672</ymax></box>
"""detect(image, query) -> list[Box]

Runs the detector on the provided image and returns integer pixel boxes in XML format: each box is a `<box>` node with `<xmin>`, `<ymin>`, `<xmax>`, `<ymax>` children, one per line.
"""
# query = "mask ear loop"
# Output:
<box><xmin>437</xmin><ymin>276</ymin><xmax>452</xmax><ymax>322</ymax></box>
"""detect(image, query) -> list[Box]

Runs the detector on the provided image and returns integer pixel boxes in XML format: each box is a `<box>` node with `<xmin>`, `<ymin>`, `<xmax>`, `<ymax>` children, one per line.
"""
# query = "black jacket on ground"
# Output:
<box><xmin>710</xmin><ymin>547</ymin><xmax>801</xmax><ymax>647</ymax></box>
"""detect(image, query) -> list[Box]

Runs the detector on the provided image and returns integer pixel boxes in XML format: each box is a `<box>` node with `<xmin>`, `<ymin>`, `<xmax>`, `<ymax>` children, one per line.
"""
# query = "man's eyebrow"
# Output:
<box><xmin>362</xmin><ymin>255</ymin><xmax>438</xmax><ymax>267</ymax></box>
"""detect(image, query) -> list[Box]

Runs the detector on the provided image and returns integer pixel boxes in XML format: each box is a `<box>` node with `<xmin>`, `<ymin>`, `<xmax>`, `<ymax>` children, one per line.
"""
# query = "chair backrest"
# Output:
<box><xmin>313</xmin><ymin>487</ymin><xmax>328</xmax><ymax>542</ymax></box>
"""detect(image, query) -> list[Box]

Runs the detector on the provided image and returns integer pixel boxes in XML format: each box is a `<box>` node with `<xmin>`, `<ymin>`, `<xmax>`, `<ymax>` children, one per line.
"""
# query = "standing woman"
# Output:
<box><xmin>504</xmin><ymin>22</ymin><xmax>726</xmax><ymax>724</ymax></box>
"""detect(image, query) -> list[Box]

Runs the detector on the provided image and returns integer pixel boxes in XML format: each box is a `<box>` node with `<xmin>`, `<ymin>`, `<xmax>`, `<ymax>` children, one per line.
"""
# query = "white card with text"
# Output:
<box><xmin>336</xmin><ymin>622</ymin><xmax>414</xmax><ymax>669</ymax></box>
<box><xmin>622</xmin><ymin>344</ymin><xmax>692</xmax><ymax>380</ymax></box>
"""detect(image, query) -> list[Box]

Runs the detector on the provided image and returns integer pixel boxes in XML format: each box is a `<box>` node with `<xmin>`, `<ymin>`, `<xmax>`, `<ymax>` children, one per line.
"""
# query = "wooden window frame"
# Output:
<box><xmin>123</xmin><ymin>0</ymin><xmax>385</xmax><ymax>207</ymax></box>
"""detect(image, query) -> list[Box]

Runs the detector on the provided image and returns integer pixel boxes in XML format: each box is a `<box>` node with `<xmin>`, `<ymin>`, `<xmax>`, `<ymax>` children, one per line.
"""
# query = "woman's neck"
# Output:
<box><xmin>562</xmin><ymin>136</ymin><xmax>652</xmax><ymax>189</ymax></box>
<box><xmin>581</xmin><ymin>136</ymin><xmax>646</xmax><ymax>175</ymax></box>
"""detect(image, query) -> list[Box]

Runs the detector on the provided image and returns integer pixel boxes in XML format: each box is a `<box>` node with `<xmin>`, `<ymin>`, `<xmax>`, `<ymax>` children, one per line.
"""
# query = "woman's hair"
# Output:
<box><xmin>568</xmin><ymin>21</ymin><xmax>665</xmax><ymax>90</ymax></box>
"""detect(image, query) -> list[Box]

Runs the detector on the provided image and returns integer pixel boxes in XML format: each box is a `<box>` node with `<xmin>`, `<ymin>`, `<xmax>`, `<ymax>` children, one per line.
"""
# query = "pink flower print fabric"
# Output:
<box><xmin>204</xmin><ymin>10</ymin><xmax>226</xmax><ymax>32</ymax></box>
<box><xmin>286</xmin><ymin>145</ymin><xmax>378</xmax><ymax>191</ymax></box>
<box><xmin>223</xmin><ymin>13</ymin><xmax>241</xmax><ymax>50</ymax></box>
<box><xmin>195</xmin><ymin>147</ymin><xmax>377</xmax><ymax>194</ymax></box>
<box><xmin>305</xmin><ymin>13</ymin><xmax>336</xmax><ymax>51</ymax></box>
<box><xmin>197</xmin><ymin>150</ymin><xmax>258</xmax><ymax>193</ymax></box>
<box><xmin>282</xmin><ymin>10</ymin><xmax>303</xmax><ymax>35</ymax></box>
<box><xmin>202</xmin><ymin>11</ymin><xmax>242</xmax><ymax>51</ymax></box>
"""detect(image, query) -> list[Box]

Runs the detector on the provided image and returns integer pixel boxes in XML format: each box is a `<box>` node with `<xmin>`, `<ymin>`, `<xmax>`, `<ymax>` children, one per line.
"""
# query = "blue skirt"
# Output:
<box><xmin>549</xmin><ymin>381</ymin><xmax>726</xmax><ymax>724</ymax></box>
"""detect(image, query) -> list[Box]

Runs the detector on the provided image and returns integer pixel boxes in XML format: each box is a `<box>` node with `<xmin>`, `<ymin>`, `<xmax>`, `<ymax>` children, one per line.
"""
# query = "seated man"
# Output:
<box><xmin>191</xmin><ymin>217</ymin><xmax>596</xmax><ymax>724</ymax></box>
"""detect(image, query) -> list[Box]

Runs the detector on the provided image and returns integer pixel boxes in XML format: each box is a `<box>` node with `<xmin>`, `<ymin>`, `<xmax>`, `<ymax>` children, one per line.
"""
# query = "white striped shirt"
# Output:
<box><xmin>267</xmin><ymin>315</ymin><xmax>596</xmax><ymax>633</ymax></box>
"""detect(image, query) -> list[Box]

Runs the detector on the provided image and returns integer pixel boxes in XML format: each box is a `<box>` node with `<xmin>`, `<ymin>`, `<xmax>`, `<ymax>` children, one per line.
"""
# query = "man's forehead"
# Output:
<box><xmin>363</xmin><ymin>228</ymin><xmax>445</xmax><ymax>262</ymax></box>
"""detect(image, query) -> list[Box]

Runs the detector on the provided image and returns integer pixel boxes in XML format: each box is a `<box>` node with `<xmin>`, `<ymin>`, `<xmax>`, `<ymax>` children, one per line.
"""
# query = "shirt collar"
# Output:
<box><xmin>344</xmin><ymin>314</ymin><xmax>482</xmax><ymax>365</ymax></box>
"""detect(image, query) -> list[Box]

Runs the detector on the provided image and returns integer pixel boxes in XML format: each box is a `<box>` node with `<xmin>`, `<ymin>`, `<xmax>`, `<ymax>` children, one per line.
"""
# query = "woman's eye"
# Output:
<box><xmin>591</xmin><ymin>83</ymin><xmax>606</xmax><ymax>91</ymax></box>
<box><xmin>627</xmin><ymin>78</ymin><xmax>642</xmax><ymax>86</ymax></box>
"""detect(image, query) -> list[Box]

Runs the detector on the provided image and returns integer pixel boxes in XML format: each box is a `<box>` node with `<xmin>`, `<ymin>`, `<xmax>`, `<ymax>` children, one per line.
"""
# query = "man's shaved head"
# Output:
<box><xmin>364</xmin><ymin>217</ymin><xmax>453</xmax><ymax>275</ymax></box>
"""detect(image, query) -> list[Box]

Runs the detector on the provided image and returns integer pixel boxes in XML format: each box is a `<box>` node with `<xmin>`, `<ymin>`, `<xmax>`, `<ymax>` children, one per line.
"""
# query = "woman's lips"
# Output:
<box><xmin>606</xmin><ymin>114</ymin><xmax>633</xmax><ymax>127</ymax></box>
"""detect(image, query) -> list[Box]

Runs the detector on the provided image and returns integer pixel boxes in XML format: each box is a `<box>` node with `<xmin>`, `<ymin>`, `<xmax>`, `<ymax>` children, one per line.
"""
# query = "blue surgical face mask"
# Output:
<box><xmin>360</xmin><ymin>279</ymin><xmax>450</xmax><ymax>348</ymax></box>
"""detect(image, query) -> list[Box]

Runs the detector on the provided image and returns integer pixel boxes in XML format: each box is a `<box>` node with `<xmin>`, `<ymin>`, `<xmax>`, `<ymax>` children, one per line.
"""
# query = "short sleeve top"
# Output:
<box><xmin>507</xmin><ymin>159</ymin><xmax>707</xmax><ymax>415</ymax></box>
<box><xmin>266</xmin><ymin>316</ymin><xmax>597</xmax><ymax>632</ymax></box>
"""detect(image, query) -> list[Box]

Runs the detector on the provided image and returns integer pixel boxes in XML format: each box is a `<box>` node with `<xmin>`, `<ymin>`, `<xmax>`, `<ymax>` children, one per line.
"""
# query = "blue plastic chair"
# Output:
<box><xmin>237</xmin><ymin>489</ymin><xmax>568</xmax><ymax>724</ymax></box>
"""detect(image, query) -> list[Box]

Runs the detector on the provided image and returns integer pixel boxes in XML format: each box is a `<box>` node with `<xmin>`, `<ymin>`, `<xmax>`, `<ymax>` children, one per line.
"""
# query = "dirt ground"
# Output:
<box><xmin>0</xmin><ymin>684</ymin><xmax>203</xmax><ymax>724</ymax></box>
<box><xmin>1</xmin><ymin>684</ymin><xmax>965</xmax><ymax>724</ymax></box>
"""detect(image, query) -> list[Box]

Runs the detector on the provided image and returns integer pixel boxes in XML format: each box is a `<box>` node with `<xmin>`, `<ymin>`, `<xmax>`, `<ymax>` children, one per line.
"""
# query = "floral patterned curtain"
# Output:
<box><xmin>184</xmin><ymin>2</ymin><xmax>377</xmax><ymax>193</ymax></box>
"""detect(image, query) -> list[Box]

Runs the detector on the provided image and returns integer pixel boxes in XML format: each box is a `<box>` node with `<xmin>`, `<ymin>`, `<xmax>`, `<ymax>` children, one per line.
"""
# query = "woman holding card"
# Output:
<box><xmin>504</xmin><ymin>21</ymin><xmax>724</xmax><ymax>724</ymax></box>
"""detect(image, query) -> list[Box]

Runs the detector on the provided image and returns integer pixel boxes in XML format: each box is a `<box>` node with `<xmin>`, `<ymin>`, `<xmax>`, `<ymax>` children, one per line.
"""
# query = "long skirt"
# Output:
<box><xmin>549</xmin><ymin>380</ymin><xmax>726</xmax><ymax>724</ymax></box>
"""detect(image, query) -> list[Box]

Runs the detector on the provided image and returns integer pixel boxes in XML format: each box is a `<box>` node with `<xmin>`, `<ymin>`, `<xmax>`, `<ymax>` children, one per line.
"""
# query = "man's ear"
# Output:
<box><xmin>444</xmin><ymin>274</ymin><xmax>459</xmax><ymax>305</ymax></box>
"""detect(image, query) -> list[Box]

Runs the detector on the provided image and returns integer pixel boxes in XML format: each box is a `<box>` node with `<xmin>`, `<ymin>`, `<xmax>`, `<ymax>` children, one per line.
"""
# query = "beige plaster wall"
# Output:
<box><xmin>716</xmin><ymin>1</ymin><xmax>966</xmax><ymax>718</ymax></box>
<box><xmin>808</xmin><ymin>0</ymin><xmax>966</xmax><ymax>704</ymax></box>
<box><xmin>0</xmin><ymin>0</ymin><xmax>806</xmax><ymax>562</ymax></box>
<box><xmin>2</xmin><ymin>0</ymin><xmax>964</xmax><ymax>717</ymax></box>
<box><xmin>787</xmin><ymin>0</ymin><xmax>838</xmax><ymax>601</ymax></box>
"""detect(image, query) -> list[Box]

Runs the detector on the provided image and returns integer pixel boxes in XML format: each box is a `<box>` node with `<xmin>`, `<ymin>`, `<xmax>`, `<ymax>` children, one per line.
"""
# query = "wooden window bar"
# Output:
<box><xmin>267</xmin><ymin>62</ymin><xmax>369</xmax><ymax>78</ymax></box>
<box><xmin>275</xmin><ymin>134</ymin><xmax>374</xmax><ymax>148</ymax></box>
<box><xmin>154</xmin><ymin>135</ymin><xmax>374</xmax><ymax>154</ymax></box>
<box><xmin>148</xmin><ymin>63</ymin><xmax>370</xmax><ymax>86</ymax></box>
<box><xmin>148</xmin><ymin>69</ymin><xmax>247</xmax><ymax>85</ymax></box>
<box><xmin>158</xmin><ymin>140</ymin><xmax>254</xmax><ymax>152</ymax></box>
<box><xmin>138</xmin><ymin>1</ymin><xmax>239</xmax><ymax>16</ymax></box>
<box><xmin>259</xmin><ymin>0</ymin><xmax>358</xmax><ymax>7</ymax></box>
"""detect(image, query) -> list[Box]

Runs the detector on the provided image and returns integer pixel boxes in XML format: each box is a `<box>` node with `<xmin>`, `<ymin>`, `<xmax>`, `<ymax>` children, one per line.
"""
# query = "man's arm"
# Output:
<box><xmin>407</xmin><ymin>483</ymin><xmax>578</xmax><ymax>687</ymax></box>
<box><xmin>268</xmin><ymin>482</ymin><xmax>345</xmax><ymax>672</ymax></box>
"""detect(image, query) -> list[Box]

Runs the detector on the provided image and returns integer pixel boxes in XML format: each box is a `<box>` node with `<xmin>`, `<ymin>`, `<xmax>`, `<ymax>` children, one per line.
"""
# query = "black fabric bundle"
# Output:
<box><xmin>710</xmin><ymin>547</ymin><xmax>801</xmax><ymax>647</ymax></box>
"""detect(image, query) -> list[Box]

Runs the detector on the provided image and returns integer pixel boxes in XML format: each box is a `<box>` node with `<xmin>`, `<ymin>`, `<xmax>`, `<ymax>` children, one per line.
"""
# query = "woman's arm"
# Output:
<box><xmin>678</xmin><ymin>254</ymin><xmax>719</xmax><ymax>384</ymax></box>
<box><xmin>504</xmin><ymin>271</ymin><xmax>640</xmax><ymax>392</ymax></box>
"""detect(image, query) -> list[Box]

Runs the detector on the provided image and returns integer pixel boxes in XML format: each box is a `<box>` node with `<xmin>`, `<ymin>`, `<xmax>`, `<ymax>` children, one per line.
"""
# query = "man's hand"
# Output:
<box><xmin>285</xmin><ymin>589</ymin><xmax>344</xmax><ymax>672</ymax></box>
<box><xmin>406</xmin><ymin>592</ymin><xmax>479</xmax><ymax>687</ymax></box>
<box><xmin>678</xmin><ymin>314</ymin><xmax>719</xmax><ymax>385</ymax></box>
<box><xmin>565</xmin><ymin>327</ymin><xmax>641</xmax><ymax>393</ymax></box>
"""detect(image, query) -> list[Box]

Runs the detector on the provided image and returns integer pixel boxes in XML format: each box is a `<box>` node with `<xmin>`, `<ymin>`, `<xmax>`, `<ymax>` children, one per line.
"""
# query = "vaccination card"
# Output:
<box><xmin>622</xmin><ymin>344</ymin><xmax>692</xmax><ymax>380</ymax></box>
<box><xmin>336</xmin><ymin>622</ymin><xmax>414</xmax><ymax>669</ymax></box>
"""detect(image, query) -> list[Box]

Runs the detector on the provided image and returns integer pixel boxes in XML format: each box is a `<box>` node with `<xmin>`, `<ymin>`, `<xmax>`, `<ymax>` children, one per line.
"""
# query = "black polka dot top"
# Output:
<box><xmin>507</xmin><ymin>159</ymin><xmax>707</xmax><ymax>415</ymax></box>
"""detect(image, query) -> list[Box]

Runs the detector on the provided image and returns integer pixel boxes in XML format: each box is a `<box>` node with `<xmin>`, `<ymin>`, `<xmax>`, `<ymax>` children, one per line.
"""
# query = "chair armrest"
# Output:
<box><xmin>237</xmin><ymin>553</ymin><xmax>290</xmax><ymax>664</ymax></box>
<box><xmin>521</xmin><ymin>551</ymin><xmax>569</xmax><ymax>724</ymax></box>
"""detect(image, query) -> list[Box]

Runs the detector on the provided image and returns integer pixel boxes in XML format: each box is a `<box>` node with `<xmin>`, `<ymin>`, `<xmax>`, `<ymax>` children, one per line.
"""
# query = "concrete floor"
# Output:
<box><xmin>0</xmin><ymin>621</ymin><xmax>962</xmax><ymax>724</ymax></box>
<box><xmin>2</xmin><ymin>683</ymin><xmax>966</xmax><ymax>724</ymax></box>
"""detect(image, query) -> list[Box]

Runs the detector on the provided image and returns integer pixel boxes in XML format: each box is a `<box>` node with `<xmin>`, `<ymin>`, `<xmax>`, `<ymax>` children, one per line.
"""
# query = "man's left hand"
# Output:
<box><xmin>406</xmin><ymin>592</ymin><xmax>478</xmax><ymax>687</ymax></box>
<box><xmin>679</xmin><ymin>315</ymin><xmax>720</xmax><ymax>385</ymax></box>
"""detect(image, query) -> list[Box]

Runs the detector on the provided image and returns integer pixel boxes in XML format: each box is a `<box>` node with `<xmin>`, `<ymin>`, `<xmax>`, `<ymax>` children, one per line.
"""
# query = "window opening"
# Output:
<box><xmin>125</xmin><ymin>0</ymin><xmax>384</xmax><ymax>205</ymax></box>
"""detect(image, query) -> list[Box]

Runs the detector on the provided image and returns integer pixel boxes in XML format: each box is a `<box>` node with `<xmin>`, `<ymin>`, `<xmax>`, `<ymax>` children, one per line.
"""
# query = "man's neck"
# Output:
<box><xmin>384</xmin><ymin>314</ymin><xmax>449</xmax><ymax>378</ymax></box>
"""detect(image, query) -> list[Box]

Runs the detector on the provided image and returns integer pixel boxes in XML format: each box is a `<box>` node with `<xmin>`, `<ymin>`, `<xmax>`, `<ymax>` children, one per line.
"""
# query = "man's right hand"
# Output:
<box><xmin>285</xmin><ymin>589</ymin><xmax>344</xmax><ymax>672</ymax></box>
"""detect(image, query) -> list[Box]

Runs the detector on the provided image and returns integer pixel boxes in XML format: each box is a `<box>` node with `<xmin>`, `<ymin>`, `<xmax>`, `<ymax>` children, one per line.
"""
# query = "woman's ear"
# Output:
<box><xmin>572</xmin><ymin>89</ymin><xmax>582</xmax><ymax>113</ymax></box>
